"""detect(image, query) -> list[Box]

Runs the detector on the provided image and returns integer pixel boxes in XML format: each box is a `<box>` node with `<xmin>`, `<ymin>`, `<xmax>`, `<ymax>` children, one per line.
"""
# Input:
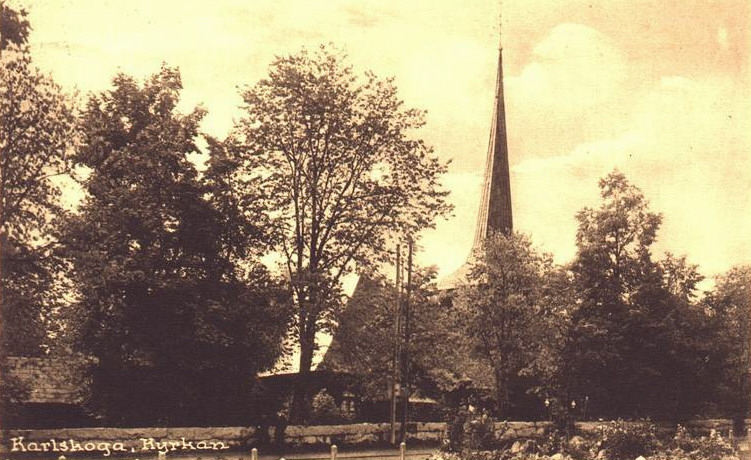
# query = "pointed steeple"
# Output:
<box><xmin>473</xmin><ymin>45</ymin><xmax>513</xmax><ymax>249</ymax></box>
<box><xmin>437</xmin><ymin>41</ymin><xmax>513</xmax><ymax>291</ymax></box>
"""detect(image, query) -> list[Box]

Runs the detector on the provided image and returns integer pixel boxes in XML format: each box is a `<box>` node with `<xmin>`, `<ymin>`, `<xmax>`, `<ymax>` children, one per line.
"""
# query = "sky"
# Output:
<box><xmin>19</xmin><ymin>0</ymin><xmax>751</xmax><ymax>284</ymax></box>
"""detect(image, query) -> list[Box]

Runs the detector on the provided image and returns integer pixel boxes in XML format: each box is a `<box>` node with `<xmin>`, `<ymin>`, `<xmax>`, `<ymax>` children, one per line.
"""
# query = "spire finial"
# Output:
<box><xmin>498</xmin><ymin>0</ymin><xmax>504</xmax><ymax>50</ymax></box>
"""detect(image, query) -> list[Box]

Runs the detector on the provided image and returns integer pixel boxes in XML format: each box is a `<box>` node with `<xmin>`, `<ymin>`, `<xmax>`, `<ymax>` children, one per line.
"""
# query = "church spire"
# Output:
<box><xmin>435</xmin><ymin>39</ymin><xmax>514</xmax><ymax>291</ymax></box>
<box><xmin>472</xmin><ymin>44</ymin><xmax>513</xmax><ymax>250</ymax></box>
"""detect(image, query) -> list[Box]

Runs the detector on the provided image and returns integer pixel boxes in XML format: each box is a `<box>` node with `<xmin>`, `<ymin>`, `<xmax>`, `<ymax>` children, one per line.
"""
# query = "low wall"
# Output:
<box><xmin>576</xmin><ymin>419</ymin><xmax>749</xmax><ymax>437</ymax></box>
<box><xmin>4</xmin><ymin>419</ymin><xmax>749</xmax><ymax>454</ymax></box>
<box><xmin>1</xmin><ymin>424</ymin><xmax>436</xmax><ymax>454</ymax></box>
<box><xmin>495</xmin><ymin>422</ymin><xmax>551</xmax><ymax>440</ymax></box>
<box><xmin>280</xmin><ymin>422</ymin><xmax>446</xmax><ymax>446</ymax></box>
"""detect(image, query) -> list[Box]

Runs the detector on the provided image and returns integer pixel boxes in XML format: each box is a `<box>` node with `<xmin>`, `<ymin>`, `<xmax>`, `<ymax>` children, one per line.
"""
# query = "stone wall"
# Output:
<box><xmin>3</xmin><ymin>419</ymin><xmax>749</xmax><ymax>454</ymax></box>
<box><xmin>495</xmin><ymin>422</ymin><xmax>551</xmax><ymax>441</ymax></box>
<box><xmin>576</xmin><ymin>419</ymin><xmax>748</xmax><ymax>437</ymax></box>
<box><xmin>279</xmin><ymin>422</ymin><xmax>446</xmax><ymax>446</ymax></box>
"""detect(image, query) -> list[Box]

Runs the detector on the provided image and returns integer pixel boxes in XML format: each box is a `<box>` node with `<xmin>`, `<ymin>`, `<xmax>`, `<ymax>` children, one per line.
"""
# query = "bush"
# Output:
<box><xmin>669</xmin><ymin>425</ymin><xmax>736</xmax><ymax>460</ymax></box>
<box><xmin>532</xmin><ymin>428</ymin><xmax>568</xmax><ymax>456</ymax></box>
<box><xmin>310</xmin><ymin>390</ymin><xmax>353</xmax><ymax>425</ymax></box>
<box><xmin>443</xmin><ymin>407</ymin><xmax>499</xmax><ymax>452</ymax></box>
<box><xmin>434</xmin><ymin>421</ymin><xmax>739</xmax><ymax>460</ymax></box>
<box><xmin>463</xmin><ymin>410</ymin><xmax>498</xmax><ymax>451</ymax></box>
<box><xmin>445</xmin><ymin>408</ymin><xmax>468</xmax><ymax>452</ymax></box>
<box><xmin>594</xmin><ymin>419</ymin><xmax>659</xmax><ymax>460</ymax></box>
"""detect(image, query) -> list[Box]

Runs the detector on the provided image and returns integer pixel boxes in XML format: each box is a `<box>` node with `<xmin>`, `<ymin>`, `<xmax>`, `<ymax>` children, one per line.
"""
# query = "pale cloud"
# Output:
<box><xmin>505</xmin><ymin>68</ymin><xmax>751</xmax><ymax>276</ymax></box>
<box><xmin>505</xmin><ymin>23</ymin><xmax>632</xmax><ymax>161</ymax></box>
<box><xmin>529</xmin><ymin>23</ymin><xmax>627</xmax><ymax>104</ymax></box>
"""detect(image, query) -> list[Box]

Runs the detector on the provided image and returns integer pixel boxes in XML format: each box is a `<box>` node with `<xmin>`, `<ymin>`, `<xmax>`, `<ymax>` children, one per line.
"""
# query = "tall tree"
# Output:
<box><xmin>228</xmin><ymin>45</ymin><xmax>451</xmax><ymax>422</ymax></box>
<box><xmin>63</xmin><ymin>67</ymin><xmax>288</xmax><ymax>425</ymax></box>
<box><xmin>649</xmin><ymin>253</ymin><xmax>721</xmax><ymax>418</ymax></box>
<box><xmin>564</xmin><ymin>170</ymin><xmax>718</xmax><ymax>418</ymax></box>
<box><xmin>1</xmin><ymin>8</ymin><xmax>75</xmax><ymax>427</ymax></box>
<box><xmin>0</xmin><ymin>41</ymin><xmax>76</xmax><ymax>355</ymax></box>
<box><xmin>456</xmin><ymin>231</ymin><xmax>554</xmax><ymax>418</ymax></box>
<box><xmin>704</xmin><ymin>265</ymin><xmax>751</xmax><ymax>422</ymax></box>
<box><xmin>565</xmin><ymin>171</ymin><xmax>661</xmax><ymax>416</ymax></box>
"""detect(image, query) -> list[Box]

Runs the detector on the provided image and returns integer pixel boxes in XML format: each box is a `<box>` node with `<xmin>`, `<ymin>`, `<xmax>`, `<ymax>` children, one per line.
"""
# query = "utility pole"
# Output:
<box><xmin>0</xmin><ymin>1</ymin><xmax>6</xmax><ymax>435</ymax></box>
<box><xmin>389</xmin><ymin>244</ymin><xmax>402</xmax><ymax>445</ymax></box>
<box><xmin>399</xmin><ymin>238</ymin><xmax>413</xmax><ymax>444</ymax></box>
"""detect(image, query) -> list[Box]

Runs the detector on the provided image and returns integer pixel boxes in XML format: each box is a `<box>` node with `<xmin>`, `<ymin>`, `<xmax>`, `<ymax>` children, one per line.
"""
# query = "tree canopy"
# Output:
<box><xmin>456</xmin><ymin>232</ymin><xmax>558</xmax><ymax>418</ymax></box>
<box><xmin>0</xmin><ymin>39</ymin><xmax>76</xmax><ymax>356</ymax></box>
<box><xmin>227</xmin><ymin>45</ymin><xmax>451</xmax><ymax>421</ymax></box>
<box><xmin>62</xmin><ymin>66</ymin><xmax>289</xmax><ymax>425</ymax></box>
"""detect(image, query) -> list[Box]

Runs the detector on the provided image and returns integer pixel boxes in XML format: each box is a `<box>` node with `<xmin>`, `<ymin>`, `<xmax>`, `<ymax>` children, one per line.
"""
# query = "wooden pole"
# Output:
<box><xmin>390</xmin><ymin>244</ymin><xmax>402</xmax><ymax>445</ymax></box>
<box><xmin>399</xmin><ymin>238</ymin><xmax>413</xmax><ymax>443</ymax></box>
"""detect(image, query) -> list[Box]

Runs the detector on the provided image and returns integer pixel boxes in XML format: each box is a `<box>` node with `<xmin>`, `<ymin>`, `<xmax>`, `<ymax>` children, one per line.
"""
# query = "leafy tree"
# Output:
<box><xmin>456</xmin><ymin>231</ymin><xmax>555</xmax><ymax>418</ymax></box>
<box><xmin>0</xmin><ymin>42</ymin><xmax>76</xmax><ymax>356</ymax></box>
<box><xmin>704</xmin><ymin>265</ymin><xmax>751</xmax><ymax>422</ymax></box>
<box><xmin>63</xmin><ymin>66</ymin><xmax>288</xmax><ymax>425</ymax></box>
<box><xmin>564</xmin><ymin>171</ymin><xmax>662</xmax><ymax>416</ymax></box>
<box><xmin>322</xmin><ymin>265</ymin><xmax>470</xmax><ymax>404</ymax></box>
<box><xmin>564</xmin><ymin>170</ymin><xmax>719</xmax><ymax>419</ymax></box>
<box><xmin>573</xmin><ymin>170</ymin><xmax>662</xmax><ymax>307</ymax></box>
<box><xmin>1</xmin><ymin>9</ymin><xmax>75</xmax><ymax>428</ymax></box>
<box><xmin>524</xmin><ymin>264</ymin><xmax>578</xmax><ymax>420</ymax></box>
<box><xmin>1</xmin><ymin>2</ymin><xmax>30</xmax><ymax>50</ymax></box>
<box><xmin>660</xmin><ymin>252</ymin><xmax>704</xmax><ymax>302</ymax></box>
<box><xmin>228</xmin><ymin>45</ymin><xmax>451</xmax><ymax>422</ymax></box>
<box><xmin>644</xmin><ymin>253</ymin><xmax>720</xmax><ymax>418</ymax></box>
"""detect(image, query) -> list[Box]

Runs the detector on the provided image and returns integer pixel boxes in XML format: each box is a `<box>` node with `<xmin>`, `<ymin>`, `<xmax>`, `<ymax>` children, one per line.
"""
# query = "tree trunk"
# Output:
<box><xmin>494</xmin><ymin>364</ymin><xmax>508</xmax><ymax>419</ymax></box>
<box><xmin>291</xmin><ymin>326</ymin><xmax>315</xmax><ymax>424</ymax></box>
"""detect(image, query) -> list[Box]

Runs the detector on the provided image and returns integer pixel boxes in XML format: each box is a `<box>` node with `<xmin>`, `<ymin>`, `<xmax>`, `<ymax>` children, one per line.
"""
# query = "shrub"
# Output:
<box><xmin>443</xmin><ymin>407</ymin><xmax>500</xmax><ymax>452</ymax></box>
<box><xmin>533</xmin><ymin>428</ymin><xmax>567</xmax><ymax>456</ymax></box>
<box><xmin>594</xmin><ymin>419</ymin><xmax>659</xmax><ymax>460</ymax></box>
<box><xmin>670</xmin><ymin>425</ymin><xmax>736</xmax><ymax>460</ymax></box>
<box><xmin>463</xmin><ymin>410</ymin><xmax>498</xmax><ymax>451</ymax></box>
<box><xmin>445</xmin><ymin>408</ymin><xmax>468</xmax><ymax>452</ymax></box>
<box><xmin>310</xmin><ymin>390</ymin><xmax>353</xmax><ymax>425</ymax></box>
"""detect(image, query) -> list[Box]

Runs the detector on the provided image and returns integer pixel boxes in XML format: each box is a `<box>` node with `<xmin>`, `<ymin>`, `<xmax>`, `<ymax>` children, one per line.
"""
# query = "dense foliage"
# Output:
<box><xmin>61</xmin><ymin>67</ymin><xmax>289</xmax><ymax>425</ymax></box>
<box><xmin>456</xmin><ymin>232</ymin><xmax>559</xmax><ymax>419</ymax></box>
<box><xmin>0</xmin><ymin>43</ymin><xmax>76</xmax><ymax>356</ymax></box>
<box><xmin>322</xmin><ymin>173</ymin><xmax>749</xmax><ymax>425</ymax></box>
<box><xmin>560</xmin><ymin>172</ymin><xmax>748</xmax><ymax>420</ymax></box>
<box><xmin>0</xmin><ymin>6</ymin><xmax>76</xmax><ymax>427</ymax></box>
<box><xmin>439</xmin><ymin>171</ymin><xmax>749</xmax><ymax>422</ymax></box>
<box><xmin>434</xmin><ymin>417</ymin><xmax>739</xmax><ymax>460</ymax></box>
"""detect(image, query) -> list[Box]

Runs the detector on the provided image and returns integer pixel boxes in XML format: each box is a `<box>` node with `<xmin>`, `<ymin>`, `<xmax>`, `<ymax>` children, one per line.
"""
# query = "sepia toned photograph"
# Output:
<box><xmin>1</xmin><ymin>1</ymin><xmax>749</xmax><ymax>459</ymax></box>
